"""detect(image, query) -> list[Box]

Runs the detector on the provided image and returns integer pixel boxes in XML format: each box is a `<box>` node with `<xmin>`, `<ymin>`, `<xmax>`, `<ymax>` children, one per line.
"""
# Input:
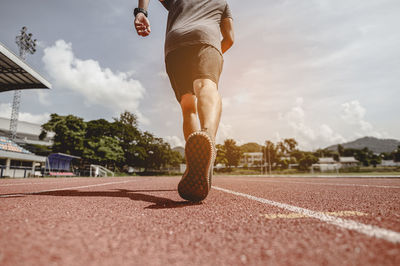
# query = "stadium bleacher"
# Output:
<box><xmin>0</xmin><ymin>136</ymin><xmax>32</xmax><ymax>154</ymax></box>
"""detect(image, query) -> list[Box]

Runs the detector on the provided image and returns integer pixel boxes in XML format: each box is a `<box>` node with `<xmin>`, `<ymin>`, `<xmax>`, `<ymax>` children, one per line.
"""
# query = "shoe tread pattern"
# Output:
<box><xmin>178</xmin><ymin>132</ymin><xmax>213</xmax><ymax>202</ymax></box>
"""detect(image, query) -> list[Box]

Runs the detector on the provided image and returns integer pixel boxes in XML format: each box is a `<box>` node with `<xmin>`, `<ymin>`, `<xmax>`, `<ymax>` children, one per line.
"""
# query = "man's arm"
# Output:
<box><xmin>220</xmin><ymin>18</ymin><xmax>234</xmax><ymax>54</ymax></box>
<box><xmin>159</xmin><ymin>0</ymin><xmax>169</xmax><ymax>10</ymax></box>
<box><xmin>134</xmin><ymin>0</ymin><xmax>151</xmax><ymax>37</ymax></box>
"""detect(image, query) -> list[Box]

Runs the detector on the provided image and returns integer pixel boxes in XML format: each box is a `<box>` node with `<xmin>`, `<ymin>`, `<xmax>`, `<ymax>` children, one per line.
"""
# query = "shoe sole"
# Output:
<box><xmin>178</xmin><ymin>132</ymin><xmax>213</xmax><ymax>202</ymax></box>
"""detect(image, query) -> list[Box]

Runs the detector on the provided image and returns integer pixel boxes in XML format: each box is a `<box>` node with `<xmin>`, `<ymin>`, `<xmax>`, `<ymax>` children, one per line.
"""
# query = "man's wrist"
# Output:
<box><xmin>134</xmin><ymin>7</ymin><xmax>148</xmax><ymax>17</ymax></box>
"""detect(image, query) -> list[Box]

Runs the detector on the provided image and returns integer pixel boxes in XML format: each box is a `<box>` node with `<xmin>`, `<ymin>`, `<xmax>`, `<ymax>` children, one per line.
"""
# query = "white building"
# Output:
<box><xmin>312</xmin><ymin>157</ymin><xmax>340</xmax><ymax>172</ymax></box>
<box><xmin>240</xmin><ymin>152</ymin><xmax>263</xmax><ymax>167</ymax></box>
<box><xmin>0</xmin><ymin>117</ymin><xmax>53</xmax><ymax>147</ymax></box>
<box><xmin>381</xmin><ymin>160</ymin><xmax>400</xmax><ymax>167</ymax></box>
<box><xmin>0</xmin><ymin>41</ymin><xmax>51</xmax><ymax>177</ymax></box>
<box><xmin>312</xmin><ymin>156</ymin><xmax>360</xmax><ymax>173</ymax></box>
<box><xmin>339</xmin><ymin>157</ymin><xmax>359</xmax><ymax>168</ymax></box>
<box><xmin>0</xmin><ymin>136</ymin><xmax>46</xmax><ymax>177</ymax></box>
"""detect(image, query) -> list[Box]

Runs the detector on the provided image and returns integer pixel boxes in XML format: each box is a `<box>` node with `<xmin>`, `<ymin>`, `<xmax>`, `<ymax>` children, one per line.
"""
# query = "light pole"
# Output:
<box><xmin>260</xmin><ymin>145</ymin><xmax>263</xmax><ymax>174</ymax></box>
<box><xmin>267</xmin><ymin>145</ymin><xmax>271</xmax><ymax>175</ymax></box>
<box><xmin>10</xmin><ymin>26</ymin><xmax>37</xmax><ymax>140</ymax></box>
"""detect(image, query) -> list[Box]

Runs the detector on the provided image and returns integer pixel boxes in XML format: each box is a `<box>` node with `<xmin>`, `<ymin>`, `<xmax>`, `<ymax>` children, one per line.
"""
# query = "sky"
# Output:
<box><xmin>0</xmin><ymin>0</ymin><xmax>399</xmax><ymax>150</ymax></box>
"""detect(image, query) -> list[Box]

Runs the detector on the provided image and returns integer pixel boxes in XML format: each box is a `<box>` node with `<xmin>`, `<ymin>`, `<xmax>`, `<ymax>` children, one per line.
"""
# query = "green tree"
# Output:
<box><xmin>277</xmin><ymin>141</ymin><xmax>286</xmax><ymax>154</ymax></box>
<box><xmin>380</xmin><ymin>152</ymin><xmax>393</xmax><ymax>160</ymax></box>
<box><xmin>112</xmin><ymin>111</ymin><xmax>144</xmax><ymax>167</ymax></box>
<box><xmin>273</xmin><ymin>138</ymin><xmax>298</xmax><ymax>169</ymax></box>
<box><xmin>143</xmin><ymin>134</ymin><xmax>166</xmax><ymax>170</ymax></box>
<box><xmin>313</xmin><ymin>148</ymin><xmax>337</xmax><ymax>161</ymax></box>
<box><xmin>369</xmin><ymin>153</ymin><xmax>381</xmax><ymax>168</ymax></box>
<box><xmin>283</xmin><ymin>138</ymin><xmax>298</xmax><ymax>153</ymax></box>
<box><xmin>86</xmin><ymin>119</ymin><xmax>114</xmax><ymax>139</ymax></box>
<box><xmin>332</xmin><ymin>153</ymin><xmax>340</xmax><ymax>162</ymax></box>
<box><xmin>263</xmin><ymin>140</ymin><xmax>278</xmax><ymax>170</ymax></box>
<box><xmin>354</xmin><ymin>147</ymin><xmax>373</xmax><ymax>166</ymax></box>
<box><xmin>138</xmin><ymin>132</ymin><xmax>183</xmax><ymax>170</ymax></box>
<box><xmin>339</xmin><ymin>147</ymin><xmax>374</xmax><ymax>167</ymax></box>
<box><xmin>21</xmin><ymin>144</ymin><xmax>52</xmax><ymax>156</ymax></box>
<box><xmin>223</xmin><ymin>139</ymin><xmax>242</xmax><ymax>168</ymax></box>
<box><xmin>168</xmin><ymin>150</ymin><xmax>185</xmax><ymax>167</ymax></box>
<box><xmin>393</xmin><ymin>146</ymin><xmax>400</xmax><ymax>162</ymax></box>
<box><xmin>83</xmin><ymin>118</ymin><xmax>124</xmax><ymax>167</ymax></box>
<box><xmin>337</xmin><ymin>144</ymin><xmax>345</xmax><ymax>156</ymax></box>
<box><xmin>290</xmin><ymin>150</ymin><xmax>304</xmax><ymax>162</ymax></box>
<box><xmin>84</xmin><ymin>136</ymin><xmax>124</xmax><ymax>166</ymax></box>
<box><xmin>215</xmin><ymin>144</ymin><xmax>228</xmax><ymax>166</ymax></box>
<box><xmin>40</xmin><ymin>114</ymin><xmax>86</xmax><ymax>156</ymax></box>
<box><xmin>298</xmin><ymin>153</ymin><xmax>318</xmax><ymax>171</ymax></box>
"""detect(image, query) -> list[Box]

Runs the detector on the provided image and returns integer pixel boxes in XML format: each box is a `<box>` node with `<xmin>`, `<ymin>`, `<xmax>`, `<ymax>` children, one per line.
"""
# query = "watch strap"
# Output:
<box><xmin>134</xmin><ymin>7</ymin><xmax>148</xmax><ymax>17</ymax></box>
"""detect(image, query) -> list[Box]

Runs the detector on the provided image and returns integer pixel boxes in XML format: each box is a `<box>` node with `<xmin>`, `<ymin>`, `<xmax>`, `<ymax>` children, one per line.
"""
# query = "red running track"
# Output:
<box><xmin>0</xmin><ymin>176</ymin><xmax>399</xmax><ymax>265</ymax></box>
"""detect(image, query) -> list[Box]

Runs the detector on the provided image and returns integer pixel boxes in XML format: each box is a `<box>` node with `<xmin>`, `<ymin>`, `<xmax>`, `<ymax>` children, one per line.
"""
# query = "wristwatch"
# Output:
<box><xmin>134</xmin><ymin>7</ymin><xmax>148</xmax><ymax>17</ymax></box>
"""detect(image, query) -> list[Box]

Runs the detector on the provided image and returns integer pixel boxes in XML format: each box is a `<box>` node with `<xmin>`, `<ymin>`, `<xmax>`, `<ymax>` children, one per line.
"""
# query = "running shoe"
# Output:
<box><xmin>178</xmin><ymin>131</ymin><xmax>214</xmax><ymax>202</ymax></box>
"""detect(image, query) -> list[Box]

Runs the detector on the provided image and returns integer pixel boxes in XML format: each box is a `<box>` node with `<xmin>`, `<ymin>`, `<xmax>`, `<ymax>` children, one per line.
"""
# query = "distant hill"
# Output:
<box><xmin>240</xmin><ymin>142</ymin><xmax>262</xmax><ymax>152</ymax></box>
<box><xmin>326</xmin><ymin>137</ymin><xmax>400</xmax><ymax>154</ymax></box>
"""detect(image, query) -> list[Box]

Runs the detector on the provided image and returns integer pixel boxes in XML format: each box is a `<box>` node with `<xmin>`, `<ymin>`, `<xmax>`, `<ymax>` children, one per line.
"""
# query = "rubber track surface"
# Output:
<box><xmin>0</xmin><ymin>176</ymin><xmax>399</xmax><ymax>265</ymax></box>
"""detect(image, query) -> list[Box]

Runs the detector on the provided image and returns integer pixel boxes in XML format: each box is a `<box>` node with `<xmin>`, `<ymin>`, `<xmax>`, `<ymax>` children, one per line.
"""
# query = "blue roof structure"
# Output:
<box><xmin>46</xmin><ymin>153</ymin><xmax>80</xmax><ymax>172</ymax></box>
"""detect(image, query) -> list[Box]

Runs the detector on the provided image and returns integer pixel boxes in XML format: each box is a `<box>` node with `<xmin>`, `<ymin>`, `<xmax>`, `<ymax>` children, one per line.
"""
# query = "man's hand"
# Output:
<box><xmin>134</xmin><ymin>13</ymin><xmax>151</xmax><ymax>37</ymax></box>
<box><xmin>220</xmin><ymin>18</ymin><xmax>234</xmax><ymax>54</ymax></box>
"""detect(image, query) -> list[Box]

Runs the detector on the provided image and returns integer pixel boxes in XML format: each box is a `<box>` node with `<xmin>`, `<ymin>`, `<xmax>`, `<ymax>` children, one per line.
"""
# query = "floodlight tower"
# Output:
<box><xmin>10</xmin><ymin>26</ymin><xmax>37</xmax><ymax>140</ymax></box>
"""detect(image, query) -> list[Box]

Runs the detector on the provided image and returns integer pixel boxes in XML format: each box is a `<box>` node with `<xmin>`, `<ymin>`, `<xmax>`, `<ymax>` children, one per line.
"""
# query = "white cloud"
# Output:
<box><xmin>216</xmin><ymin>0</ymin><xmax>400</xmax><ymax>146</ymax></box>
<box><xmin>164</xmin><ymin>135</ymin><xmax>184</xmax><ymax>148</ymax></box>
<box><xmin>0</xmin><ymin>103</ymin><xmax>49</xmax><ymax>124</ymax></box>
<box><xmin>319</xmin><ymin>124</ymin><xmax>346</xmax><ymax>144</ymax></box>
<box><xmin>285</xmin><ymin>97</ymin><xmax>316</xmax><ymax>142</ymax></box>
<box><xmin>283</xmin><ymin>98</ymin><xmax>346</xmax><ymax>149</ymax></box>
<box><xmin>341</xmin><ymin>100</ymin><xmax>387</xmax><ymax>138</ymax></box>
<box><xmin>0</xmin><ymin>103</ymin><xmax>11</xmax><ymax>118</ymax></box>
<box><xmin>42</xmin><ymin>40</ymin><xmax>146</xmax><ymax>122</ymax></box>
<box><xmin>19</xmin><ymin>113</ymin><xmax>50</xmax><ymax>124</ymax></box>
<box><xmin>36</xmin><ymin>90</ymin><xmax>51</xmax><ymax>106</ymax></box>
<box><xmin>281</xmin><ymin>98</ymin><xmax>391</xmax><ymax>149</ymax></box>
<box><xmin>341</xmin><ymin>100</ymin><xmax>367</xmax><ymax>124</ymax></box>
<box><xmin>216</xmin><ymin>122</ymin><xmax>234</xmax><ymax>144</ymax></box>
<box><xmin>157</xmin><ymin>71</ymin><xmax>169</xmax><ymax>80</ymax></box>
<box><xmin>221</xmin><ymin>97</ymin><xmax>231</xmax><ymax>108</ymax></box>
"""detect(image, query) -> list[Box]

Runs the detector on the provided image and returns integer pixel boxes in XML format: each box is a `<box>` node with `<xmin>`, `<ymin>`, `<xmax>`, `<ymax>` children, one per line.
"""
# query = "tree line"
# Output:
<box><xmin>214</xmin><ymin>139</ymin><xmax>400</xmax><ymax>171</ymax></box>
<box><xmin>35</xmin><ymin>111</ymin><xmax>400</xmax><ymax>173</ymax></box>
<box><xmin>215</xmin><ymin>138</ymin><xmax>319</xmax><ymax>171</ymax></box>
<box><xmin>38</xmin><ymin>111</ymin><xmax>183</xmax><ymax>172</ymax></box>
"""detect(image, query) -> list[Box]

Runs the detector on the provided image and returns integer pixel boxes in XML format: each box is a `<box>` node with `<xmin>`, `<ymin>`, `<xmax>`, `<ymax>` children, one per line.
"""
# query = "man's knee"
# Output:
<box><xmin>180</xmin><ymin>93</ymin><xmax>197</xmax><ymax>115</ymax></box>
<box><xmin>193</xmin><ymin>79</ymin><xmax>217</xmax><ymax>96</ymax></box>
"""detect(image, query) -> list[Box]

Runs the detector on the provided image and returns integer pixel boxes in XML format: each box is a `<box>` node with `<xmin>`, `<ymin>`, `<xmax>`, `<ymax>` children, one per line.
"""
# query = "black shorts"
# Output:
<box><xmin>165</xmin><ymin>44</ymin><xmax>223</xmax><ymax>102</ymax></box>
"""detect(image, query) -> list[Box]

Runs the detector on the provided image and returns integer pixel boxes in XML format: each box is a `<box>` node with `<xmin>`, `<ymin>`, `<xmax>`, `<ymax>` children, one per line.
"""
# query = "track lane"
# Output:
<box><xmin>0</xmin><ymin>176</ymin><xmax>399</xmax><ymax>265</ymax></box>
<box><xmin>0</xmin><ymin>177</ymin><xmax>149</xmax><ymax>195</ymax></box>
<box><xmin>214</xmin><ymin>176</ymin><xmax>400</xmax><ymax>232</ymax></box>
<box><xmin>213</xmin><ymin>186</ymin><xmax>400</xmax><ymax>243</ymax></box>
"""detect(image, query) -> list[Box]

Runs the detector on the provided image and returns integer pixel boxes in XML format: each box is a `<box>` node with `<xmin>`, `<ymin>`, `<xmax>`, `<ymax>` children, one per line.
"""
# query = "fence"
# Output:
<box><xmin>89</xmin><ymin>165</ymin><xmax>115</xmax><ymax>177</ymax></box>
<box><xmin>0</xmin><ymin>165</ymin><xmax>34</xmax><ymax>178</ymax></box>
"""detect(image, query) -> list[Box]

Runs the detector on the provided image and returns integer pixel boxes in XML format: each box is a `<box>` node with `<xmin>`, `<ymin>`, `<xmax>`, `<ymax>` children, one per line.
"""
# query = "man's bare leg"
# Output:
<box><xmin>177</xmin><ymin>80</ymin><xmax>220</xmax><ymax>202</ymax></box>
<box><xmin>180</xmin><ymin>93</ymin><xmax>200</xmax><ymax>141</ymax></box>
<box><xmin>193</xmin><ymin>78</ymin><xmax>222</xmax><ymax>141</ymax></box>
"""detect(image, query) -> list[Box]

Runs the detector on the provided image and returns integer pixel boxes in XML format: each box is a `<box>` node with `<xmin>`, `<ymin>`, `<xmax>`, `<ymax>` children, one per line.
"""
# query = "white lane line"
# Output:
<box><xmin>213</xmin><ymin>186</ymin><xmax>400</xmax><ymax>244</ymax></box>
<box><xmin>260</xmin><ymin>211</ymin><xmax>368</xmax><ymax>220</ymax></box>
<box><xmin>237</xmin><ymin>179</ymin><xmax>400</xmax><ymax>189</ymax></box>
<box><xmin>0</xmin><ymin>180</ymin><xmax>91</xmax><ymax>187</ymax></box>
<box><xmin>0</xmin><ymin>180</ymin><xmax>137</xmax><ymax>198</ymax></box>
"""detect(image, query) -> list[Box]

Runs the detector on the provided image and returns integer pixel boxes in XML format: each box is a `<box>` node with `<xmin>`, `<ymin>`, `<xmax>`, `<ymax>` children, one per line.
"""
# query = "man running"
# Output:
<box><xmin>134</xmin><ymin>0</ymin><xmax>234</xmax><ymax>202</ymax></box>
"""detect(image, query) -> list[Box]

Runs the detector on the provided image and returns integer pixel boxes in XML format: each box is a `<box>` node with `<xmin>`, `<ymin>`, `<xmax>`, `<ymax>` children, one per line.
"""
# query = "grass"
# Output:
<box><xmin>214</xmin><ymin>166</ymin><xmax>400</xmax><ymax>177</ymax></box>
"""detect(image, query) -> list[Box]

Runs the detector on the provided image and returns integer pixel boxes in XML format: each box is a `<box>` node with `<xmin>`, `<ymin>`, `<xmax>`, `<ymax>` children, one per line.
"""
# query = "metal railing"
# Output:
<box><xmin>89</xmin><ymin>164</ymin><xmax>115</xmax><ymax>177</ymax></box>
<box><xmin>0</xmin><ymin>165</ymin><xmax>33</xmax><ymax>178</ymax></box>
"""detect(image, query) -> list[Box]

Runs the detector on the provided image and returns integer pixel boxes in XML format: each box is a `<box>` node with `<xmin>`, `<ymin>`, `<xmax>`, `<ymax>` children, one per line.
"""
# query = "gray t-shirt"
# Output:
<box><xmin>161</xmin><ymin>0</ymin><xmax>233</xmax><ymax>57</ymax></box>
